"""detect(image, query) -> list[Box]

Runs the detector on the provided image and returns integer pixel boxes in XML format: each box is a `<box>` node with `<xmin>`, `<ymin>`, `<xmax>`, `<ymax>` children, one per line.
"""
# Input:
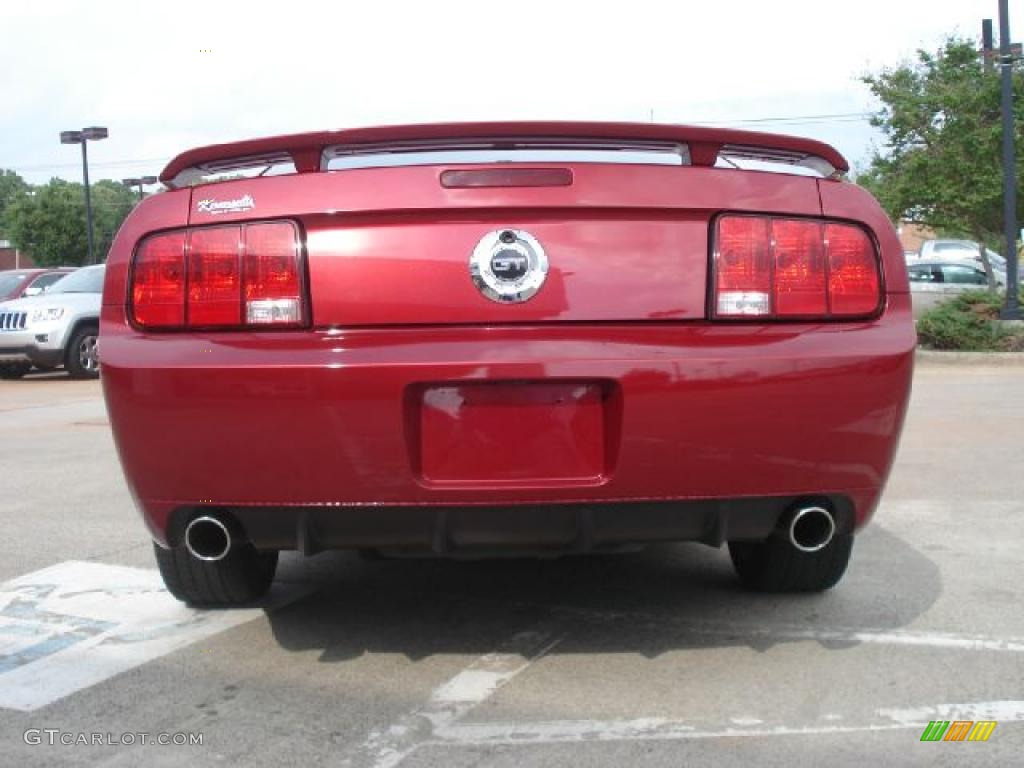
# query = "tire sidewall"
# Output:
<box><xmin>66</xmin><ymin>324</ymin><xmax>100</xmax><ymax>379</ymax></box>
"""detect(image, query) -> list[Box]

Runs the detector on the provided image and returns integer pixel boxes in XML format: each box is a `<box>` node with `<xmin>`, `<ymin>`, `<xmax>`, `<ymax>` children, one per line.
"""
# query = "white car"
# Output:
<box><xmin>907</xmin><ymin>260</ymin><xmax>993</xmax><ymax>318</ymax></box>
<box><xmin>0</xmin><ymin>264</ymin><xmax>104</xmax><ymax>379</ymax></box>
<box><xmin>912</xmin><ymin>239</ymin><xmax>1008</xmax><ymax>282</ymax></box>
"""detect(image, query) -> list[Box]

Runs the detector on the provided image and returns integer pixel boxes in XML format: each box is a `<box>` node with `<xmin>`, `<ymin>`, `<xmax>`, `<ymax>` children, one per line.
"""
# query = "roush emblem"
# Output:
<box><xmin>469</xmin><ymin>229</ymin><xmax>549</xmax><ymax>303</ymax></box>
<box><xmin>196</xmin><ymin>194</ymin><xmax>255</xmax><ymax>215</ymax></box>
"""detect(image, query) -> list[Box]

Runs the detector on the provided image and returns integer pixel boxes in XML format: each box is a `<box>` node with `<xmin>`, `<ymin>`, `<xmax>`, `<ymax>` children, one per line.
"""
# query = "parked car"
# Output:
<box><xmin>912</xmin><ymin>239</ymin><xmax>1011</xmax><ymax>282</ymax></box>
<box><xmin>0</xmin><ymin>264</ymin><xmax>104</xmax><ymax>379</ymax></box>
<box><xmin>0</xmin><ymin>267</ymin><xmax>75</xmax><ymax>301</ymax></box>
<box><xmin>907</xmin><ymin>259</ymin><xmax>995</xmax><ymax>318</ymax></box>
<box><xmin>101</xmin><ymin>122</ymin><xmax>915</xmax><ymax>606</ymax></box>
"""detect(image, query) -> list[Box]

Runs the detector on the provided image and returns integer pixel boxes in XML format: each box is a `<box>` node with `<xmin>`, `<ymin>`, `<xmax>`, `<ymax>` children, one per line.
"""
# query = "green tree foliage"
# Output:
<box><xmin>91</xmin><ymin>180</ymin><xmax>137</xmax><ymax>259</ymax></box>
<box><xmin>3</xmin><ymin>180</ymin><xmax>87</xmax><ymax>266</ymax></box>
<box><xmin>0</xmin><ymin>169</ymin><xmax>29</xmax><ymax>239</ymax></box>
<box><xmin>916</xmin><ymin>290</ymin><xmax>1024</xmax><ymax>350</ymax></box>
<box><xmin>859</xmin><ymin>38</ymin><xmax>1023</xmax><ymax>282</ymax></box>
<box><xmin>2</xmin><ymin>178</ymin><xmax>136</xmax><ymax>266</ymax></box>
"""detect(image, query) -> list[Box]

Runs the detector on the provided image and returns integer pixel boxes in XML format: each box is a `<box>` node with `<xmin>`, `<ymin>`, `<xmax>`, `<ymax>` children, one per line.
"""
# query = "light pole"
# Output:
<box><xmin>122</xmin><ymin>176</ymin><xmax>159</xmax><ymax>201</ymax></box>
<box><xmin>996</xmin><ymin>0</ymin><xmax>1020</xmax><ymax>320</ymax></box>
<box><xmin>60</xmin><ymin>126</ymin><xmax>108</xmax><ymax>265</ymax></box>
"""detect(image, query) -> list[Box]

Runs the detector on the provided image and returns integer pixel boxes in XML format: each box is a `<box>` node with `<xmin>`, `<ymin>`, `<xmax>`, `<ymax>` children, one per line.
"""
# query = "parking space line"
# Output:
<box><xmin>644</xmin><ymin>622</ymin><xmax>1024</xmax><ymax>653</ymax></box>
<box><xmin>342</xmin><ymin>628</ymin><xmax>563</xmax><ymax>768</ymax></box>
<box><xmin>430</xmin><ymin>699</ymin><xmax>1024</xmax><ymax>746</ymax></box>
<box><xmin>0</xmin><ymin>561</ymin><xmax>305</xmax><ymax>711</ymax></box>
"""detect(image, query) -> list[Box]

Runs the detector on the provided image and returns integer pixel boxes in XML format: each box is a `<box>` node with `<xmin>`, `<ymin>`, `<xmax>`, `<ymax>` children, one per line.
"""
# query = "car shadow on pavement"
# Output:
<box><xmin>263</xmin><ymin>523</ymin><xmax>941</xmax><ymax>662</ymax></box>
<box><xmin>7</xmin><ymin>371</ymin><xmax>75</xmax><ymax>382</ymax></box>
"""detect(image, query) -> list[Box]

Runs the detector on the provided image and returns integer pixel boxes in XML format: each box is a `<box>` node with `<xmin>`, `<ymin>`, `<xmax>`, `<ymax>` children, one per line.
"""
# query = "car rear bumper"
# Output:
<box><xmin>100</xmin><ymin>297</ymin><xmax>915</xmax><ymax>548</ymax></box>
<box><xmin>168</xmin><ymin>496</ymin><xmax>863</xmax><ymax>556</ymax></box>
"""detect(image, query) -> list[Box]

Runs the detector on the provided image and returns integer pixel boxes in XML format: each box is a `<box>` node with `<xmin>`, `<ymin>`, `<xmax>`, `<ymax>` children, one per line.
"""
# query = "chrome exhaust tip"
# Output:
<box><xmin>787</xmin><ymin>506</ymin><xmax>836</xmax><ymax>553</ymax></box>
<box><xmin>184</xmin><ymin>515</ymin><xmax>233</xmax><ymax>561</ymax></box>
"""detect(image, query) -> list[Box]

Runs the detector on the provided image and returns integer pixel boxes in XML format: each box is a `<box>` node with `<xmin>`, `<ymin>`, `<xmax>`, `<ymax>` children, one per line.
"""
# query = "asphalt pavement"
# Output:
<box><xmin>0</xmin><ymin>358</ymin><xmax>1021</xmax><ymax>767</ymax></box>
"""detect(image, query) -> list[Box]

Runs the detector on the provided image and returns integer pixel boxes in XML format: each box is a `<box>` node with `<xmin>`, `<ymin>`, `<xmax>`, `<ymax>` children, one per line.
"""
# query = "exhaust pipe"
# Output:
<box><xmin>786</xmin><ymin>506</ymin><xmax>836</xmax><ymax>553</ymax></box>
<box><xmin>184</xmin><ymin>515</ymin><xmax>233</xmax><ymax>561</ymax></box>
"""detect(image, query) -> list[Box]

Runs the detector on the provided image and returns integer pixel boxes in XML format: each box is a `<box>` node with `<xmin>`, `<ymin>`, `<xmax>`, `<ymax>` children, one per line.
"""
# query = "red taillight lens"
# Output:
<box><xmin>130</xmin><ymin>220</ymin><xmax>304</xmax><ymax>330</ymax></box>
<box><xmin>132</xmin><ymin>231</ymin><xmax>186</xmax><ymax>328</ymax></box>
<box><xmin>715</xmin><ymin>216</ymin><xmax>771</xmax><ymax>316</ymax></box>
<box><xmin>188</xmin><ymin>227</ymin><xmax>241</xmax><ymax>327</ymax></box>
<box><xmin>826</xmin><ymin>223</ymin><xmax>881</xmax><ymax>316</ymax></box>
<box><xmin>771</xmin><ymin>219</ymin><xmax>826</xmax><ymax>316</ymax></box>
<box><xmin>714</xmin><ymin>215</ymin><xmax>880</xmax><ymax>319</ymax></box>
<box><xmin>243</xmin><ymin>222</ymin><xmax>303</xmax><ymax>326</ymax></box>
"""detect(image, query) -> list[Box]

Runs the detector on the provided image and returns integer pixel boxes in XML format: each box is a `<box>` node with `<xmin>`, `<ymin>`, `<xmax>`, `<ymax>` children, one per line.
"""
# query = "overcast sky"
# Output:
<box><xmin>0</xmin><ymin>0</ymin><xmax>1002</xmax><ymax>186</ymax></box>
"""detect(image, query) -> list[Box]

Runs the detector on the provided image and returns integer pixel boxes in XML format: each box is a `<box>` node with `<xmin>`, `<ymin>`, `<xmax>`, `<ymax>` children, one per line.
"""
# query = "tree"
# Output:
<box><xmin>91</xmin><ymin>180</ymin><xmax>137</xmax><ymax>260</ymax></box>
<box><xmin>859</xmin><ymin>37</ymin><xmax>1024</xmax><ymax>287</ymax></box>
<box><xmin>2</xmin><ymin>178</ymin><xmax>136</xmax><ymax>266</ymax></box>
<box><xmin>0</xmin><ymin>169</ymin><xmax>29</xmax><ymax>240</ymax></box>
<box><xmin>4</xmin><ymin>180</ymin><xmax>89</xmax><ymax>266</ymax></box>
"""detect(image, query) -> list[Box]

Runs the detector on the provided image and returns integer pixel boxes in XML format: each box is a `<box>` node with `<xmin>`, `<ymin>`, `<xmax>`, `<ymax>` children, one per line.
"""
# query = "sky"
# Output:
<box><xmin>0</xmin><ymin>0</ymin><xmax>1009</xmax><ymax>187</ymax></box>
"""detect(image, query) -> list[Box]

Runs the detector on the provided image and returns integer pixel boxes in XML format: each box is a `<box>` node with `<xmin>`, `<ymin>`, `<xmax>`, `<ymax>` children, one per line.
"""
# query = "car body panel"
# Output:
<box><xmin>177</xmin><ymin>165</ymin><xmax>823</xmax><ymax>326</ymax></box>
<box><xmin>101</xmin><ymin>124</ymin><xmax>914</xmax><ymax>553</ymax></box>
<box><xmin>101</xmin><ymin>297</ymin><xmax>914</xmax><ymax>546</ymax></box>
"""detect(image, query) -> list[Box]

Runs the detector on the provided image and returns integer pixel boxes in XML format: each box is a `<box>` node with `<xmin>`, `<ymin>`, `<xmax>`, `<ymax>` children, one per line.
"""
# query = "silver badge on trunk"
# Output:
<box><xmin>469</xmin><ymin>229</ymin><xmax>548</xmax><ymax>303</ymax></box>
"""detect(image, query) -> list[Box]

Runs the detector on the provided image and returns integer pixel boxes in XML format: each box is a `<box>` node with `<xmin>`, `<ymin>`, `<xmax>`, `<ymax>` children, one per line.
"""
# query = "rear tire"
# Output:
<box><xmin>65</xmin><ymin>324</ymin><xmax>100</xmax><ymax>379</ymax></box>
<box><xmin>154</xmin><ymin>541</ymin><xmax>278</xmax><ymax>607</ymax></box>
<box><xmin>0</xmin><ymin>362</ymin><xmax>32</xmax><ymax>379</ymax></box>
<box><xmin>728</xmin><ymin>533</ymin><xmax>853</xmax><ymax>592</ymax></box>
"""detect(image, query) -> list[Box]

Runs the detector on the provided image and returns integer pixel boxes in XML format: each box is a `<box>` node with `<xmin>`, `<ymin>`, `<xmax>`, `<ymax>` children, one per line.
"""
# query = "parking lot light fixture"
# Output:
<box><xmin>122</xmin><ymin>175</ymin><xmax>159</xmax><ymax>201</ymax></box>
<box><xmin>60</xmin><ymin>125</ymin><xmax>109</xmax><ymax>265</ymax></box>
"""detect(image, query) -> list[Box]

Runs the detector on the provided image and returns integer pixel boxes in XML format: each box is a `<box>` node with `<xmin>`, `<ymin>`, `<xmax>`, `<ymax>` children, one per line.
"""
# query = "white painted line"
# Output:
<box><xmin>878</xmin><ymin>700</ymin><xmax>1024</xmax><ymax>723</ymax></box>
<box><xmin>437</xmin><ymin>719</ymin><xmax>910</xmax><ymax>744</ymax></box>
<box><xmin>0</xmin><ymin>561</ymin><xmax>302</xmax><ymax>711</ymax></box>
<box><xmin>689</xmin><ymin>624</ymin><xmax>1024</xmax><ymax>653</ymax></box>
<box><xmin>342</xmin><ymin>628</ymin><xmax>563</xmax><ymax>768</ymax></box>
<box><xmin>420</xmin><ymin>630</ymin><xmax>563</xmax><ymax>731</ymax></box>
<box><xmin>432</xmin><ymin>700</ymin><xmax>1024</xmax><ymax>746</ymax></box>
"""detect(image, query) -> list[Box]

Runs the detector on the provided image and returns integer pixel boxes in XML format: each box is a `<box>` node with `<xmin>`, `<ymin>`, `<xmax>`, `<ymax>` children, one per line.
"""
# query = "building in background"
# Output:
<box><xmin>0</xmin><ymin>240</ymin><xmax>36</xmax><ymax>270</ymax></box>
<box><xmin>897</xmin><ymin>222</ymin><xmax>935</xmax><ymax>255</ymax></box>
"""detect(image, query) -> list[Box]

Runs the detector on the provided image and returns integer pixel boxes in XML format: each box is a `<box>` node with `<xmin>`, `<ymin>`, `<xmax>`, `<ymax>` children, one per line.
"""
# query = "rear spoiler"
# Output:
<box><xmin>159</xmin><ymin>121</ymin><xmax>849</xmax><ymax>188</ymax></box>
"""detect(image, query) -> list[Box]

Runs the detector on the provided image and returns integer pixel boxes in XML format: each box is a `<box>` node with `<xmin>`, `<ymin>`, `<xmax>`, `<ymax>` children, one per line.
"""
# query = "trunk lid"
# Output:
<box><xmin>187</xmin><ymin>161</ymin><xmax>823</xmax><ymax>326</ymax></box>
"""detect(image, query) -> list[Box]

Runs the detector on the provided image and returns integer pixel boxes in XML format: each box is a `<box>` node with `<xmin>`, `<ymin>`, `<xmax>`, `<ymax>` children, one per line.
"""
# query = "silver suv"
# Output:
<box><xmin>0</xmin><ymin>264</ymin><xmax>104</xmax><ymax>379</ymax></box>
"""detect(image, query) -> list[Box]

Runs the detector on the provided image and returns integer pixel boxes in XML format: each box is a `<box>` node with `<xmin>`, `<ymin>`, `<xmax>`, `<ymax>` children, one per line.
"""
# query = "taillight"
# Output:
<box><xmin>131</xmin><ymin>221</ymin><xmax>305</xmax><ymax>329</ymax></box>
<box><xmin>715</xmin><ymin>217</ymin><xmax>771</xmax><ymax>316</ymax></box>
<box><xmin>825</xmin><ymin>223</ymin><xmax>881</xmax><ymax>315</ymax></box>
<box><xmin>188</xmin><ymin>227</ymin><xmax>241</xmax><ymax>327</ymax></box>
<box><xmin>713</xmin><ymin>215</ymin><xmax>881</xmax><ymax>319</ymax></box>
<box><xmin>772</xmin><ymin>219</ymin><xmax>826</xmax><ymax>316</ymax></box>
<box><xmin>243</xmin><ymin>222</ymin><xmax>302</xmax><ymax>325</ymax></box>
<box><xmin>133</xmin><ymin>231</ymin><xmax>186</xmax><ymax>328</ymax></box>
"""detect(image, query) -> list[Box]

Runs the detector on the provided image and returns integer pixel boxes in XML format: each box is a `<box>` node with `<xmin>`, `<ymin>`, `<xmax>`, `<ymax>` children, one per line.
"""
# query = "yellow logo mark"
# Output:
<box><xmin>967</xmin><ymin>721</ymin><xmax>997</xmax><ymax>742</ymax></box>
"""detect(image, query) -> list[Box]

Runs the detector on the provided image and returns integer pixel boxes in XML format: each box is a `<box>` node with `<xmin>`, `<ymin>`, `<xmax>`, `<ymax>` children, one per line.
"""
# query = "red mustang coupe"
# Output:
<box><xmin>101</xmin><ymin>122</ymin><xmax>914</xmax><ymax>606</ymax></box>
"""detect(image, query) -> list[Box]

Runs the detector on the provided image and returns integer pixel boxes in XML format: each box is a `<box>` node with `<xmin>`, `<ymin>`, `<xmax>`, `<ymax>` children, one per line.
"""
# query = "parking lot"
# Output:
<box><xmin>1</xmin><ymin>357</ymin><xmax>1022</xmax><ymax>766</ymax></box>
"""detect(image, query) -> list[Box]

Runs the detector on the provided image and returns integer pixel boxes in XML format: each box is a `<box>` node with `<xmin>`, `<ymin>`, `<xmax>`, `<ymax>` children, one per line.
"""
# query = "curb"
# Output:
<box><xmin>915</xmin><ymin>348</ymin><xmax>1024</xmax><ymax>365</ymax></box>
